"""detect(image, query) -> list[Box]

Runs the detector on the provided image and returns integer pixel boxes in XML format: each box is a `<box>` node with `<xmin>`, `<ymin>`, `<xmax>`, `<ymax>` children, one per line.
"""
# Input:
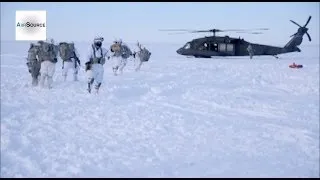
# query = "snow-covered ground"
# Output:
<box><xmin>1</xmin><ymin>41</ymin><xmax>319</xmax><ymax>177</ymax></box>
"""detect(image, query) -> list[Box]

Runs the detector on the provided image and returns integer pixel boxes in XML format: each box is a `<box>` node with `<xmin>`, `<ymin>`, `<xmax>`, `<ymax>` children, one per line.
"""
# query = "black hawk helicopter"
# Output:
<box><xmin>160</xmin><ymin>16</ymin><xmax>312</xmax><ymax>59</ymax></box>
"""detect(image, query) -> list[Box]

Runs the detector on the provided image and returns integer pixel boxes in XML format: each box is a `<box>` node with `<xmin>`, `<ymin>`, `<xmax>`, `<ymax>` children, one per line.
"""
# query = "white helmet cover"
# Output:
<box><xmin>94</xmin><ymin>36</ymin><xmax>104</xmax><ymax>43</ymax></box>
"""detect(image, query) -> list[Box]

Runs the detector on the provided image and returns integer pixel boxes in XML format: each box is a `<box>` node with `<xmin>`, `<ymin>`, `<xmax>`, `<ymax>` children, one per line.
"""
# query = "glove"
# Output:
<box><xmin>85</xmin><ymin>62</ymin><xmax>92</xmax><ymax>71</ymax></box>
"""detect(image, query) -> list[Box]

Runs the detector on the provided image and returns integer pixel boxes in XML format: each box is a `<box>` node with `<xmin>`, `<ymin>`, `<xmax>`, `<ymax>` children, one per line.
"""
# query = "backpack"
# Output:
<box><xmin>59</xmin><ymin>42</ymin><xmax>74</xmax><ymax>61</ymax></box>
<box><xmin>121</xmin><ymin>45</ymin><xmax>132</xmax><ymax>59</ymax></box>
<box><xmin>139</xmin><ymin>48</ymin><xmax>151</xmax><ymax>62</ymax></box>
<box><xmin>110</xmin><ymin>43</ymin><xmax>121</xmax><ymax>52</ymax></box>
<box><xmin>27</xmin><ymin>44</ymin><xmax>39</xmax><ymax>61</ymax></box>
<box><xmin>38</xmin><ymin>41</ymin><xmax>57</xmax><ymax>63</ymax></box>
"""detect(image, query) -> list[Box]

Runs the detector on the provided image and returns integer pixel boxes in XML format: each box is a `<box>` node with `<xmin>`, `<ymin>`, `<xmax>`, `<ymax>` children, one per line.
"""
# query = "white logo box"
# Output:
<box><xmin>16</xmin><ymin>10</ymin><xmax>47</xmax><ymax>41</ymax></box>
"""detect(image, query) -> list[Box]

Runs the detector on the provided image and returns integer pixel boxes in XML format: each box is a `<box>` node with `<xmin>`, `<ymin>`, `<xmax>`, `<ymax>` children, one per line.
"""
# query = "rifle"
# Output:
<box><xmin>73</xmin><ymin>51</ymin><xmax>81</xmax><ymax>69</ymax></box>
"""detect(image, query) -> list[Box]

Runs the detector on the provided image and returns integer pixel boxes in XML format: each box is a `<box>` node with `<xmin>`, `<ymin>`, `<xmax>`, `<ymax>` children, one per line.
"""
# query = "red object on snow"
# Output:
<box><xmin>289</xmin><ymin>62</ymin><xmax>303</xmax><ymax>68</ymax></box>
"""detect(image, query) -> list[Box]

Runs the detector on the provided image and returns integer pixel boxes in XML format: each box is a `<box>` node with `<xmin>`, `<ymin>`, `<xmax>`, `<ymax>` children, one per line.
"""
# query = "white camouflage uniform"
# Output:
<box><xmin>38</xmin><ymin>39</ymin><xmax>58</xmax><ymax>89</ymax></box>
<box><xmin>62</xmin><ymin>44</ymin><xmax>81</xmax><ymax>81</ymax></box>
<box><xmin>110</xmin><ymin>39</ymin><xmax>132</xmax><ymax>75</ymax></box>
<box><xmin>85</xmin><ymin>37</ymin><xmax>109</xmax><ymax>93</ymax></box>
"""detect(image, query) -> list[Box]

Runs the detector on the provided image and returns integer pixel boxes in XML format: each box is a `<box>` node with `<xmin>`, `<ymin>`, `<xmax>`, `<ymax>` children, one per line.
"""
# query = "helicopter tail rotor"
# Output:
<box><xmin>304</xmin><ymin>16</ymin><xmax>312</xmax><ymax>27</ymax></box>
<box><xmin>290</xmin><ymin>20</ymin><xmax>302</xmax><ymax>28</ymax></box>
<box><xmin>306</xmin><ymin>32</ymin><xmax>311</xmax><ymax>41</ymax></box>
<box><xmin>289</xmin><ymin>16</ymin><xmax>312</xmax><ymax>42</ymax></box>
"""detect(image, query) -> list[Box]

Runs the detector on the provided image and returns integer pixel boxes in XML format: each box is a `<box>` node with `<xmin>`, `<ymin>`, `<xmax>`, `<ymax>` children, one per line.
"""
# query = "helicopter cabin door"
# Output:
<box><xmin>218</xmin><ymin>43</ymin><xmax>235</xmax><ymax>56</ymax></box>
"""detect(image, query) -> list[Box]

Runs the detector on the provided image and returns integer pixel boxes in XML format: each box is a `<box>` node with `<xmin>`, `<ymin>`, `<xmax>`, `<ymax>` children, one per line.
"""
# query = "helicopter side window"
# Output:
<box><xmin>208</xmin><ymin>43</ymin><xmax>218</xmax><ymax>52</ymax></box>
<box><xmin>198</xmin><ymin>42</ymin><xmax>208</xmax><ymax>50</ymax></box>
<box><xmin>227</xmin><ymin>44</ymin><xmax>234</xmax><ymax>52</ymax></box>
<box><xmin>215</xmin><ymin>44</ymin><xmax>218</xmax><ymax>51</ymax></box>
<box><xmin>219</xmin><ymin>43</ymin><xmax>226</xmax><ymax>52</ymax></box>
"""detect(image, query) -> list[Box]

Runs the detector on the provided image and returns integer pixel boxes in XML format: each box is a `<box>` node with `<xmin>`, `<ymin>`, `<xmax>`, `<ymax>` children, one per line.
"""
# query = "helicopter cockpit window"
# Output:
<box><xmin>183</xmin><ymin>43</ymin><xmax>191</xmax><ymax>49</ymax></box>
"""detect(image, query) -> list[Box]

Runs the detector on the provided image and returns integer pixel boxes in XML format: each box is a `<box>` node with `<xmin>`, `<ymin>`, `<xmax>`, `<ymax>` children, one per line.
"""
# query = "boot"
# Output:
<box><xmin>95</xmin><ymin>82</ymin><xmax>101</xmax><ymax>94</ymax></box>
<box><xmin>87</xmin><ymin>78</ymin><xmax>94</xmax><ymax>93</ymax></box>
<box><xmin>119</xmin><ymin>63</ymin><xmax>126</xmax><ymax>75</ymax></box>
<box><xmin>32</xmin><ymin>77</ymin><xmax>38</xmax><ymax>86</ymax></box>
<box><xmin>39</xmin><ymin>74</ymin><xmax>46</xmax><ymax>88</ymax></box>
<box><xmin>73</xmin><ymin>73</ymin><xmax>78</xmax><ymax>81</ymax></box>
<box><xmin>47</xmin><ymin>76</ymin><xmax>53</xmax><ymax>89</ymax></box>
<box><xmin>113</xmin><ymin>66</ymin><xmax>118</xmax><ymax>76</ymax></box>
<box><xmin>63</xmin><ymin>75</ymin><xmax>67</xmax><ymax>82</ymax></box>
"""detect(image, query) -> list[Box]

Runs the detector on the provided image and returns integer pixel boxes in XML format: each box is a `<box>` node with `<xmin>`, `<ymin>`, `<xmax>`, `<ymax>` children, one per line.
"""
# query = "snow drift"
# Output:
<box><xmin>1</xmin><ymin>41</ymin><xmax>319</xmax><ymax>177</ymax></box>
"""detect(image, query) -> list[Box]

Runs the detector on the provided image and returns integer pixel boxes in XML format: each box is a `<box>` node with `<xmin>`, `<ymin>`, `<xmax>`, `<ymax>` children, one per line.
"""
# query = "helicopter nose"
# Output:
<box><xmin>176</xmin><ymin>48</ymin><xmax>183</xmax><ymax>54</ymax></box>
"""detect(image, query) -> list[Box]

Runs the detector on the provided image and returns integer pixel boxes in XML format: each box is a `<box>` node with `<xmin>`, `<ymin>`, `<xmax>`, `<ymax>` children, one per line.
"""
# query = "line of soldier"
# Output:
<box><xmin>26</xmin><ymin>36</ymin><xmax>151</xmax><ymax>93</ymax></box>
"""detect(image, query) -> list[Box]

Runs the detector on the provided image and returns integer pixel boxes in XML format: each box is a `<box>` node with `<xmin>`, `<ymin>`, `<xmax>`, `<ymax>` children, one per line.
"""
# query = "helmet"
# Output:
<box><xmin>69</xmin><ymin>42</ymin><xmax>75</xmax><ymax>49</ymax></box>
<box><xmin>94</xmin><ymin>36</ymin><xmax>104</xmax><ymax>47</ymax></box>
<box><xmin>114</xmin><ymin>38</ymin><xmax>122</xmax><ymax>44</ymax></box>
<box><xmin>94</xmin><ymin>36</ymin><xmax>104</xmax><ymax>43</ymax></box>
<box><xmin>46</xmin><ymin>38</ymin><xmax>54</xmax><ymax>44</ymax></box>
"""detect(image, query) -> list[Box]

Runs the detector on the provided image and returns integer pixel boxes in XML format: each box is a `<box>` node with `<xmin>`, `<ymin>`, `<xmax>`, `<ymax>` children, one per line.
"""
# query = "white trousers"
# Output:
<box><xmin>62</xmin><ymin>60</ymin><xmax>79</xmax><ymax>81</ymax></box>
<box><xmin>112</xmin><ymin>56</ymin><xmax>127</xmax><ymax>75</ymax></box>
<box><xmin>135</xmin><ymin>59</ymin><xmax>144</xmax><ymax>71</ymax></box>
<box><xmin>86</xmin><ymin>63</ymin><xmax>104</xmax><ymax>86</ymax></box>
<box><xmin>39</xmin><ymin>61</ymin><xmax>56</xmax><ymax>89</ymax></box>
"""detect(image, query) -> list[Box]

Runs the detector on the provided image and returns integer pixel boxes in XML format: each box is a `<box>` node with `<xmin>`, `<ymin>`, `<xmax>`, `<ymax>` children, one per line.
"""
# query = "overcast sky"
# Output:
<box><xmin>1</xmin><ymin>2</ymin><xmax>319</xmax><ymax>46</ymax></box>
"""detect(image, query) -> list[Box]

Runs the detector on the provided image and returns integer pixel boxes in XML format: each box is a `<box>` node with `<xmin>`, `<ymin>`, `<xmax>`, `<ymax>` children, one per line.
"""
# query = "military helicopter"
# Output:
<box><xmin>159</xmin><ymin>16</ymin><xmax>312</xmax><ymax>59</ymax></box>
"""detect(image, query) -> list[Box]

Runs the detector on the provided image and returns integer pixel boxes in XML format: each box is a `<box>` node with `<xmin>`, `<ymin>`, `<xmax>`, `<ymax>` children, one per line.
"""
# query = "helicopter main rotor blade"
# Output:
<box><xmin>236</xmin><ymin>31</ymin><xmax>263</xmax><ymax>34</ymax></box>
<box><xmin>290</xmin><ymin>20</ymin><xmax>302</xmax><ymax>27</ymax></box>
<box><xmin>167</xmin><ymin>32</ymin><xmax>191</xmax><ymax>35</ymax></box>
<box><xmin>159</xmin><ymin>29</ymin><xmax>198</xmax><ymax>32</ymax></box>
<box><xmin>191</xmin><ymin>30</ymin><xmax>210</xmax><ymax>33</ymax></box>
<box><xmin>304</xmin><ymin>16</ymin><xmax>312</xmax><ymax>27</ymax></box>
<box><xmin>306</xmin><ymin>32</ymin><xmax>312</xmax><ymax>41</ymax></box>
<box><xmin>191</xmin><ymin>30</ymin><xmax>222</xmax><ymax>33</ymax></box>
<box><xmin>223</xmin><ymin>28</ymin><xmax>269</xmax><ymax>32</ymax></box>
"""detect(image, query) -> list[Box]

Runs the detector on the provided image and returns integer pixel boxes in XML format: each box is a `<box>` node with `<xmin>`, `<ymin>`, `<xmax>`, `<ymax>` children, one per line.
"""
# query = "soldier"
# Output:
<box><xmin>133</xmin><ymin>42</ymin><xmax>151</xmax><ymax>71</ymax></box>
<box><xmin>26</xmin><ymin>43</ymin><xmax>41</xmax><ymax>86</ymax></box>
<box><xmin>84</xmin><ymin>36</ymin><xmax>109</xmax><ymax>94</ymax></box>
<box><xmin>59</xmin><ymin>42</ymin><xmax>81</xmax><ymax>81</ymax></box>
<box><xmin>37</xmin><ymin>39</ymin><xmax>58</xmax><ymax>89</ymax></box>
<box><xmin>110</xmin><ymin>39</ymin><xmax>132</xmax><ymax>75</ymax></box>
